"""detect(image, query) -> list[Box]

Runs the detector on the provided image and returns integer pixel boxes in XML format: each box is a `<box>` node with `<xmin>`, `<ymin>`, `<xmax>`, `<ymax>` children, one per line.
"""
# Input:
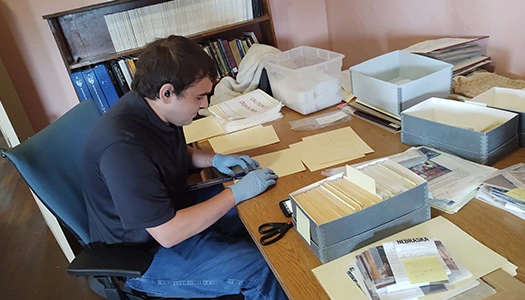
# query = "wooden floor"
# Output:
<box><xmin>0</xmin><ymin>136</ymin><xmax>101</xmax><ymax>299</ymax></box>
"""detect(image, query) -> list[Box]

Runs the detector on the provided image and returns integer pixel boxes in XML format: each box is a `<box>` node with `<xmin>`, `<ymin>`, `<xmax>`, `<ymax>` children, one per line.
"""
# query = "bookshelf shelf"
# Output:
<box><xmin>68</xmin><ymin>15</ymin><xmax>272</xmax><ymax>70</ymax></box>
<box><xmin>44</xmin><ymin>0</ymin><xmax>277</xmax><ymax>73</ymax></box>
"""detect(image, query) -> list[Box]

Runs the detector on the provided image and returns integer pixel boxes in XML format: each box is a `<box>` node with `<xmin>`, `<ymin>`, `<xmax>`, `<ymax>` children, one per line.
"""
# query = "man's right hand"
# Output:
<box><xmin>228</xmin><ymin>168</ymin><xmax>278</xmax><ymax>205</ymax></box>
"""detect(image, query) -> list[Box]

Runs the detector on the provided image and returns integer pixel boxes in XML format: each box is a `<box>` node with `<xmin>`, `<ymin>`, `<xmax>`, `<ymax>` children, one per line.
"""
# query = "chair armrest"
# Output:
<box><xmin>68</xmin><ymin>247</ymin><xmax>154</xmax><ymax>278</ymax></box>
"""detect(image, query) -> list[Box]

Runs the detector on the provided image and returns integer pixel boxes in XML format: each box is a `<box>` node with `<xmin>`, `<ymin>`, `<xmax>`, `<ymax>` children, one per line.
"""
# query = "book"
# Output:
<box><xmin>117</xmin><ymin>59</ymin><xmax>133</xmax><ymax>89</ymax></box>
<box><xmin>210</xmin><ymin>41</ymin><xmax>229</xmax><ymax>77</ymax></box>
<box><xmin>220</xmin><ymin>39</ymin><xmax>238</xmax><ymax>75</ymax></box>
<box><xmin>108</xmin><ymin>61</ymin><xmax>131</xmax><ymax>95</ymax></box>
<box><xmin>236</xmin><ymin>39</ymin><xmax>246</xmax><ymax>58</ymax></box>
<box><xmin>229</xmin><ymin>39</ymin><xmax>243</xmax><ymax>66</ymax></box>
<box><xmin>81</xmin><ymin>68</ymin><xmax>110</xmax><ymax>114</ymax></box>
<box><xmin>93</xmin><ymin>64</ymin><xmax>121</xmax><ymax>107</ymax></box>
<box><xmin>215</xmin><ymin>40</ymin><xmax>233</xmax><ymax>76</ymax></box>
<box><xmin>69</xmin><ymin>71</ymin><xmax>93</xmax><ymax>101</ymax></box>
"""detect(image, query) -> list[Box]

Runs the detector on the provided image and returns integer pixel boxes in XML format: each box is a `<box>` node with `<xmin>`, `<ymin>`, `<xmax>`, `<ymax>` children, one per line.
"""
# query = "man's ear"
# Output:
<box><xmin>159</xmin><ymin>83</ymin><xmax>174</xmax><ymax>104</ymax></box>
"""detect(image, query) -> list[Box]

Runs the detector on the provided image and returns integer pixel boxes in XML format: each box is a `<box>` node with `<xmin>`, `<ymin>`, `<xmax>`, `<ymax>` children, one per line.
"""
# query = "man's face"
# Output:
<box><xmin>166</xmin><ymin>77</ymin><xmax>213</xmax><ymax>126</ymax></box>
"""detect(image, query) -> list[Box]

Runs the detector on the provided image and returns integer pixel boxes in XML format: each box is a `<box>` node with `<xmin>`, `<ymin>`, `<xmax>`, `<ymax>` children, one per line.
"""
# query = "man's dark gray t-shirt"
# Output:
<box><xmin>82</xmin><ymin>92</ymin><xmax>191</xmax><ymax>246</ymax></box>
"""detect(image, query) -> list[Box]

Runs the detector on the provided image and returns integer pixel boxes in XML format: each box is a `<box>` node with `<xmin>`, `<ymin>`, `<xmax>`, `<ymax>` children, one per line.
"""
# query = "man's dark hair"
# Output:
<box><xmin>131</xmin><ymin>35</ymin><xmax>217</xmax><ymax>99</ymax></box>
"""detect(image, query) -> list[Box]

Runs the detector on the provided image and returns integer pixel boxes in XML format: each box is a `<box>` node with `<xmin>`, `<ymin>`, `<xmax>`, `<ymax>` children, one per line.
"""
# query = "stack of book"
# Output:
<box><xmin>207</xmin><ymin>89</ymin><xmax>283</xmax><ymax>133</ymax></box>
<box><xmin>104</xmin><ymin>0</ymin><xmax>263</xmax><ymax>52</ymax></box>
<box><xmin>202</xmin><ymin>33</ymin><xmax>258</xmax><ymax>78</ymax></box>
<box><xmin>69</xmin><ymin>57</ymin><xmax>137</xmax><ymax>114</ymax></box>
<box><xmin>69</xmin><ymin>35</ymin><xmax>259</xmax><ymax>112</ymax></box>
<box><xmin>404</xmin><ymin>36</ymin><xmax>491</xmax><ymax>77</ymax></box>
<box><xmin>476</xmin><ymin>163</ymin><xmax>525</xmax><ymax>220</ymax></box>
<box><xmin>349</xmin><ymin>237</ymin><xmax>472</xmax><ymax>299</ymax></box>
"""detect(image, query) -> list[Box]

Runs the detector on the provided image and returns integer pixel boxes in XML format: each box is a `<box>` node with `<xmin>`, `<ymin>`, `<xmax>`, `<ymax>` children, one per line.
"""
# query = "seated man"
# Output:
<box><xmin>82</xmin><ymin>35</ymin><xmax>286</xmax><ymax>299</ymax></box>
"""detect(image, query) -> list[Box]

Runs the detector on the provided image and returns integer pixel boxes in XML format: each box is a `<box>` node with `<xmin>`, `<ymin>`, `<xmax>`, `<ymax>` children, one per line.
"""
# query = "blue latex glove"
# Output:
<box><xmin>212</xmin><ymin>154</ymin><xmax>260</xmax><ymax>177</ymax></box>
<box><xmin>228</xmin><ymin>168</ymin><xmax>278</xmax><ymax>204</ymax></box>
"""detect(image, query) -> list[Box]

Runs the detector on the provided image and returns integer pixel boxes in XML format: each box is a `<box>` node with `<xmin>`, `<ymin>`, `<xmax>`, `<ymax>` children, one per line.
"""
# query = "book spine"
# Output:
<box><xmin>118</xmin><ymin>59</ymin><xmax>133</xmax><ymax>89</ymax></box>
<box><xmin>220</xmin><ymin>39</ymin><xmax>238</xmax><ymax>75</ymax></box>
<box><xmin>69</xmin><ymin>71</ymin><xmax>93</xmax><ymax>101</ymax></box>
<box><xmin>108</xmin><ymin>61</ymin><xmax>131</xmax><ymax>95</ymax></box>
<box><xmin>82</xmin><ymin>68</ymin><xmax>110</xmax><ymax>114</ymax></box>
<box><xmin>229</xmin><ymin>39</ymin><xmax>243</xmax><ymax>66</ymax></box>
<box><xmin>210</xmin><ymin>41</ymin><xmax>229</xmax><ymax>77</ymax></box>
<box><xmin>216</xmin><ymin>40</ymin><xmax>233</xmax><ymax>75</ymax></box>
<box><xmin>236</xmin><ymin>39</ymin><xmax>246</xmax><ymax>58</ymax></box>
<box><xmin>93</xmin><ymin>64</ymin><xmax>121</xmax><ymax>108</ymax></box>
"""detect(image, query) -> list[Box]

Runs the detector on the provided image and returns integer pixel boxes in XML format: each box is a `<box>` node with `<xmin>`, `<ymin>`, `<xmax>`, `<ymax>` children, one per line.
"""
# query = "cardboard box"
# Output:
<box><xmin>401</xmin><ymin>98</ymin><xmax>519</xmax><ymax>165</ymax></box>
<box><xmin>469</xmin><ymin>87</ymin><xmax>525</xmax><ymax>147</ymax></box>
<box><xmin>290</xmin><ymin>159</ymin><xmax>429</xmax><ymax>263</ymax></box>
<box><xmin>350</xmin><ymin>50</ymin><xmax>453</xmax><ymax>117</ymax></box>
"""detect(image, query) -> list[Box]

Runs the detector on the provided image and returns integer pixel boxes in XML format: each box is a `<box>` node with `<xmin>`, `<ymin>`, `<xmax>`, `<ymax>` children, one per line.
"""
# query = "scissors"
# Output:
<box><xmin>258</xmin><ymin>221</ymin><xmax>294</xmax><ymax>246</ymax></box>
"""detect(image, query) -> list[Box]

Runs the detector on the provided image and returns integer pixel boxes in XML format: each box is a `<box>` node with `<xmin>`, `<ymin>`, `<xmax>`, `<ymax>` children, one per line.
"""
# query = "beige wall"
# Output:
<box><xmin>1</xmin><ymin>0</ymin><xmax>524</xmax><ymax>131</ymax></box>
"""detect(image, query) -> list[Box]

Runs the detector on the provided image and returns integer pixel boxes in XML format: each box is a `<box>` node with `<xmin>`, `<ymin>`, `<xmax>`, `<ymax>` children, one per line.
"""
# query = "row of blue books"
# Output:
<box><xmin>70</xmin><ymin>60</ymin><xmax>132</xmax><ymax>114</ymax></box>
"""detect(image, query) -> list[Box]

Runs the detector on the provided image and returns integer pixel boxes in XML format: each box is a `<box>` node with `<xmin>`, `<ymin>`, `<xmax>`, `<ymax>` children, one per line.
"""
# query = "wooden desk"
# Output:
<box><xmin>219</xmin><ymin>107</ymin><xmax>525</xmax><ymax>299</ymax></box>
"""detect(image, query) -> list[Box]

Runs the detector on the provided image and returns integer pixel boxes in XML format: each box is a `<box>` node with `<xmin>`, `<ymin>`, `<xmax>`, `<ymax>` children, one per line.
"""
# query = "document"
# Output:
<box><xmin>208</xmin><ymin>89</ymin><xmax>283</xmax><ymax>133</ymax></box>
<box><xmin>388</xmin><ymin>147</ymin><xmax>497</xmax><ymax>213</ymax></box>
<box><xmin>208</xmin><ymin>125</ymin><xmax>280</xmax><ymax>155</ymax></box>
<box><xmin>312</xmin><ymin>217</ymin><xmax>510</xmax><ymax>300</ymax></box>
<box><xmin>182</xmin><ymin>116</ymin><xmax>225</xmax><ymax>143</ymax></box>
<box><xmin>476</xmin><ymin>163</ymin><xmax>525</xmax><ymax>220</ymax></box>
<box><xmin>252</xmin><ymin>148</ymin><xmax>305</xmax><ymax>177</ymax></box>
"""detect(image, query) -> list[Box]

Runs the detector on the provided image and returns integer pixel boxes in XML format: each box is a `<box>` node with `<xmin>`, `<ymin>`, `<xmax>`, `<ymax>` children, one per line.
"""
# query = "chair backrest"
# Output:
<box><xmin>3</xmin><ymin>99</ymin><xmax>102</xmax><ymax>244</ymax></box>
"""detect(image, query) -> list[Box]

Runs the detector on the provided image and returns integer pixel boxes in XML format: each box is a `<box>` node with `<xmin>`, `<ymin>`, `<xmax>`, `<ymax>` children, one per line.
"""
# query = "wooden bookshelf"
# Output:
<box><xmin>43</xmin><ymin>0</ymin><xmax>277</xmax><ymax>73</ymax></box>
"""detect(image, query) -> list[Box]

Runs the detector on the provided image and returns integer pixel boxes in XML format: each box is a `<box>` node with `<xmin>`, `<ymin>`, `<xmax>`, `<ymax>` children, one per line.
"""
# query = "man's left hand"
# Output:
<box><xmin>212</xmin><ymin>154</ymin><xmax>260</xmax><ymax>177</ymax></box>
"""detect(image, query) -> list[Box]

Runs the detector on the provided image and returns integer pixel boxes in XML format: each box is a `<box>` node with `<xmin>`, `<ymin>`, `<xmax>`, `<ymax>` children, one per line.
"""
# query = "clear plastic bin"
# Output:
<box><xmin>263</xmin><ymin>46</ymin><xmax>345</xmax><ymax>115</ymax></box>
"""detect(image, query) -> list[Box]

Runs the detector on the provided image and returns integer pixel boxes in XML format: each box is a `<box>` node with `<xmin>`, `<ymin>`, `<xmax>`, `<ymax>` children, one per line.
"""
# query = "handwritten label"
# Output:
<box><xmin>401</xmin><ymin>256</ymin><xmax>448</xmax><ymax>284</ymax></box>
<box><xmin>315</xmin><ymin>111</ymin><xmax>347</xmax><ymax>125</ymax></box>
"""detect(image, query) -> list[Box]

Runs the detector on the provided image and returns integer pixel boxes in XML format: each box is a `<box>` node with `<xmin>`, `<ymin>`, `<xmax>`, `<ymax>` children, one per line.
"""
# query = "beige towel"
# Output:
<box><xmin>453</xmin><ymin>71</ymin><xmax>525</xmax><ymax>98</ymax></box>
<box><xmin>201</xmin><ymin>43</ymin><xmax>281</xmax><ymax>116</ymax></box>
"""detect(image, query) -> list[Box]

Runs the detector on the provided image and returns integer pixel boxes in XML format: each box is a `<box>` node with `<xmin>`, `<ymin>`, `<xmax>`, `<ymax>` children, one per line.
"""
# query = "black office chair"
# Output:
<box><xmin>1</xmin><ymin>99</ymin><xmax>242</xmax><ymax>300</ymax></box>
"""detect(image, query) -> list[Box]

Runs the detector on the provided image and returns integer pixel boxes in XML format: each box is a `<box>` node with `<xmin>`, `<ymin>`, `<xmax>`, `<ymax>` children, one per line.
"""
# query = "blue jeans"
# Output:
<box><xmin>125</xmin><ymin>185</ymin><xmax>288</xmax><ymax>299</ymax></box>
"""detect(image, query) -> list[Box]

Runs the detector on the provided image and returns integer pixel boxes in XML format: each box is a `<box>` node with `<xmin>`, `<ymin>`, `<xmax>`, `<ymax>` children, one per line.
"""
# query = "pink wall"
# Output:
<box><xmin>0</xmin><ymin>0</ymin><xmax>102</xmax><ymax>131</ymax></box>
<box><xmin>269</xmin><ymin>0</ymin><xmax>330</xmax><ymax>51</ymax></box>
<box><xmin>324</xmin><ymin>0</ymin><xmax>525</xmax><ymax>78</ymax></box>
<box><xmin>1</xmin><ymin>0</ymin><xmax>524</xmax><ymax>131</ymax></box>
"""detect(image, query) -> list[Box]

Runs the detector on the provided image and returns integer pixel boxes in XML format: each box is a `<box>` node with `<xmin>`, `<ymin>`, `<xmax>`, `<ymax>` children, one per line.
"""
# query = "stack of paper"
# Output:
<box><xmin>350</xmin><ymin>237</ymin><xmax>472</xmax><ymax>299</ymax></box>
<box><xmin>208</xmin><ymin>89</ymin><xmax>283</xmax><ymax>133</ymax></box>
<box><xmin>312</xmin><ymin>216</ymin><xmax>516</xmax><ymax>300</ymax></box>
<box><xmin>289</xmin><ymin>126</ymin><xmax>374</xmax><ymax>172</ymax></box>
<box><xmin>404</xmin><ymin>37</ymin><xmax>491</xmax><ymax>77</ymax></box>
<box><xmin>387</xmin><ymin>147</ymin><xmax>497</xmax><ymax>214</ymax></box>
<box><xmin>476</xmin><ymin>163</ymin><xmax>525</xmax><ymax>220</ymax></box>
